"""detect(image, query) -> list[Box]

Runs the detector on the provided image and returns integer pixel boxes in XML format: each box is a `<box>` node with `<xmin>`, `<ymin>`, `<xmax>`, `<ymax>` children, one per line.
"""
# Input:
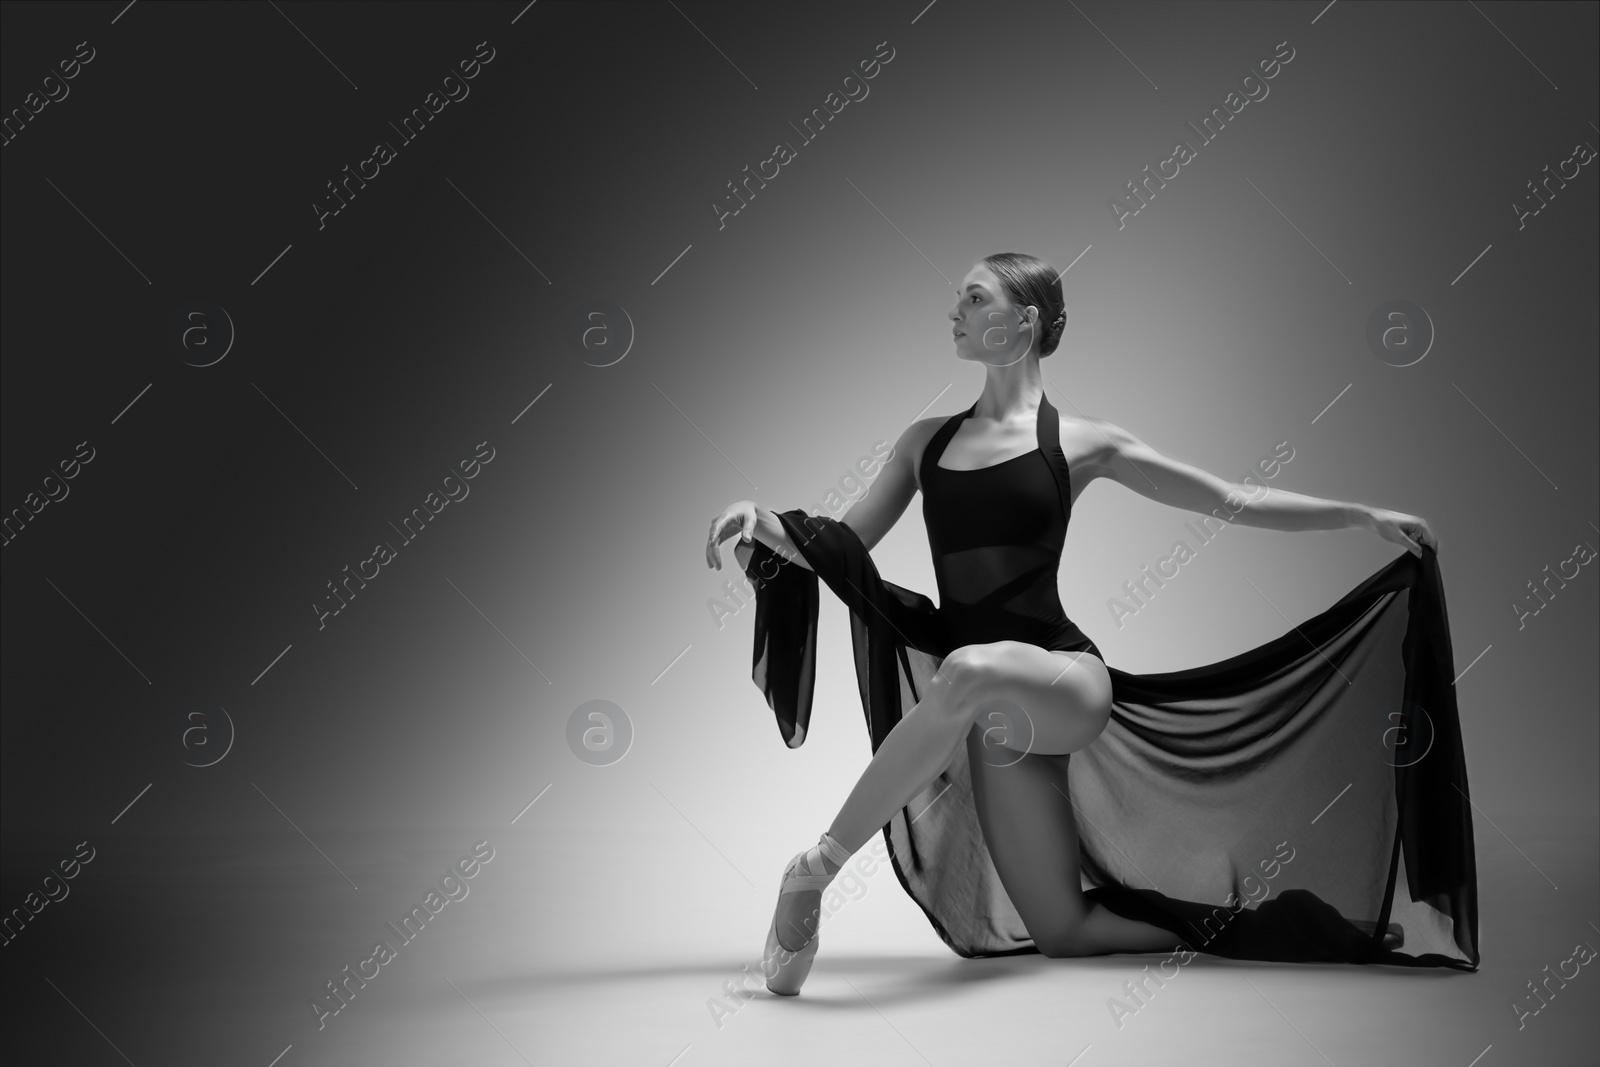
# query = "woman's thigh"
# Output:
<box><xmin>965</xmin><ymin>732</ymin><xmax>1090</xmax><ymax>944</ymax></box>
<box><xmin>948</xmin><ymin>641</ymin><xmax>1112</xmax><ymax>757</ymax></box>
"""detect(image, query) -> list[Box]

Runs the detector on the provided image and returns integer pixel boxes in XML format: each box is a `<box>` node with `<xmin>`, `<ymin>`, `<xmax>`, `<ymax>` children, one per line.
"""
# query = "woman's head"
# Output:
<box><xmin>949</xmin><ymin>253</ymin><xmax>1067</xmax><ymax>365</ymax></box>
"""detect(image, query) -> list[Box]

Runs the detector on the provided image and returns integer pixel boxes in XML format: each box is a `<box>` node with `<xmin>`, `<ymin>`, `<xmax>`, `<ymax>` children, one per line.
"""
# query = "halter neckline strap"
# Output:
<box><xmin>920</xmin><ymin>392</ymin><xmax>1074</xmax><ymax>527</ymax></box>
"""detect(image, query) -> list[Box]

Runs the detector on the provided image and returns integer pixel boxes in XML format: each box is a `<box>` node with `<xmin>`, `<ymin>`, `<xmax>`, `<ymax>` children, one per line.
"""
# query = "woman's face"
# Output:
<box><xmin>949</xmin><ymin>263</ymin><xmax>1036</xmax><ymax>367</ymax></box>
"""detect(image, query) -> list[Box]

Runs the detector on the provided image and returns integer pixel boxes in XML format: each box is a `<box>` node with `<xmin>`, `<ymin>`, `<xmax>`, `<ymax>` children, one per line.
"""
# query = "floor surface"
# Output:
<box><xmin>2</xmin><ymin>813</ymin><xmax>1594</xmax><ymax>1066</ymax></box>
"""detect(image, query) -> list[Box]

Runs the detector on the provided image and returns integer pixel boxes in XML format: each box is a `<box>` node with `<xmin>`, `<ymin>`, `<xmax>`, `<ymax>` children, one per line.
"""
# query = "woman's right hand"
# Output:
<box><xmin>705</xmin><ymin>499</ymin><xmax>759</xmax><ymax>570</ymax></box>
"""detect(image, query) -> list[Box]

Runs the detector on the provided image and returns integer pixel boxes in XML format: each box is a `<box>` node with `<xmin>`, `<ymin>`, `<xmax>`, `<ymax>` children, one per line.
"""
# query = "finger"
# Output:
<box><xmin>742</xmin><ymin>515</ymin><xmax>755</xmax><ymax>542</ymax></box>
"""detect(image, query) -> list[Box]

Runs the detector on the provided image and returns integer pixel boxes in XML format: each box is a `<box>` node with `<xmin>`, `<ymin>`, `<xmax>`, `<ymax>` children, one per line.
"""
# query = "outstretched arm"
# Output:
<box><xmin>1086</xmin><ymin>419</ymin><xmax>1438</xmax><ymax>556</ymax></box>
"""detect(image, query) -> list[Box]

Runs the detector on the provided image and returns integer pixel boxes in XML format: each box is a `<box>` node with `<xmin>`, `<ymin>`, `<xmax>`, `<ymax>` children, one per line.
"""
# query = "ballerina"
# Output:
<box><xmin>705</xmin><ymin>252</ymin><xmax>1441</xmax><ymax>994</ymax></box>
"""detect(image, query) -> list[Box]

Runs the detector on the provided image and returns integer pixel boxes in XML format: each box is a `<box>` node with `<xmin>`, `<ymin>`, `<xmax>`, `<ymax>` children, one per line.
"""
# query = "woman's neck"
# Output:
<box><xmin>972</xmin><ymin>357</ymin><xmax>1045</xmax><ymax>424</ymax></box>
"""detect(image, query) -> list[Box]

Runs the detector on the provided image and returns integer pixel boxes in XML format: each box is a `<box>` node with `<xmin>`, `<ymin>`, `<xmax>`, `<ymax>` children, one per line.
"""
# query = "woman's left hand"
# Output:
<box><xmin>1366</xmin><ymin>508</ymin><xmax>1437</xmax><ymax>557</ymax></box>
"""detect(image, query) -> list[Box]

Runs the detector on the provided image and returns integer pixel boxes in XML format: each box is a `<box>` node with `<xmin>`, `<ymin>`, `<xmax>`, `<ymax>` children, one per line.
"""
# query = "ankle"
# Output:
<box><xmin>816</xmin><ymin>831</ymin><xmax>853</xmax><ymax>874</ymax></box>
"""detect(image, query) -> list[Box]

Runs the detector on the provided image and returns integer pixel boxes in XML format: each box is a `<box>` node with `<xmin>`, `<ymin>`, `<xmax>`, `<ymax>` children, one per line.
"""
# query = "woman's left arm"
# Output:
<box><xmin>1087</xmin><ymin>419</ymin><xmax>1438</xmax><ymax>557</ymax></box>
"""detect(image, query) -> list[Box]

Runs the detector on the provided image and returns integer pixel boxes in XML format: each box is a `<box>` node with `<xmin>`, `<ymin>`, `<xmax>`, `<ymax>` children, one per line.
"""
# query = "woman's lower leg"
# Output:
<box><xmin>770</xmin><ymin>679</ymin><xmax>969</xmax><ymax>952</ymax></box>
<box><xmin>824</xmin><ymin>675</ymin><xmax>968</xmax><ymax>852</ymax></box>
<box><xmin>1060</xmin><ymin>903</ymin><xmax>1191</xmax><ymax>956</ymax></box>
<box><xmin>964</xmin><ymin>731</ymin><xmax>1188</xmax><ymax>960</ymax></box>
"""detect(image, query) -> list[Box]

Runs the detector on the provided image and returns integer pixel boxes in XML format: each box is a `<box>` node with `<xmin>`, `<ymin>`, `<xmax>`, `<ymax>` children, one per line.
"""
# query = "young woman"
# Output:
<box><xmin>705</xmin><ymin>253</ymin><xmax>1470</xmax><ymax>995</ymax></box>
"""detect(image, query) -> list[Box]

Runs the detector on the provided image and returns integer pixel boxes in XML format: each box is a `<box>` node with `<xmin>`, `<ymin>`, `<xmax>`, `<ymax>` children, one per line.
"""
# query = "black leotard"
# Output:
<box><xmin>919</xmin><ymin>392</ymin><xmax>1102</xmax><ymax>659</ymax></box>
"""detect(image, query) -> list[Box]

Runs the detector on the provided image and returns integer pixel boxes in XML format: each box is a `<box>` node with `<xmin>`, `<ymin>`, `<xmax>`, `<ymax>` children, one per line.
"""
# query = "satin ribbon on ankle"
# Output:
<box><xmin>817</xmin><ymin>831</ymin><xmax>853</xmax><ymax>868</ymax></box>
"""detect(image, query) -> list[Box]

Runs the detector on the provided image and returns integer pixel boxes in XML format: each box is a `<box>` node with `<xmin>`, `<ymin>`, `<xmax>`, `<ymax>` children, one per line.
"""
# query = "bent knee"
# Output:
<box><xmin>1056</xmin><ymin>653</ymin><xmax>1113</xmax><ymax>728</ymax></box>
<box><xmin>936</xmin><ymin>645</ymin><xmax>1004</xmax><ymax>705</ymax></box>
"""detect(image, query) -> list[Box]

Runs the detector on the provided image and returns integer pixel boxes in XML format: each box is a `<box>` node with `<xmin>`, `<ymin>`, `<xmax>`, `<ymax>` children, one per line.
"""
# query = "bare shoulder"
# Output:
<box><xmin>900</xmin><ymin>415</ymin><xmax>950</xmax><ymax>492</ymax></box>
<box><xmin>1057</xmin><ymin>412</ymin><xmax>1130</xmax><ymax>481</ymax></box>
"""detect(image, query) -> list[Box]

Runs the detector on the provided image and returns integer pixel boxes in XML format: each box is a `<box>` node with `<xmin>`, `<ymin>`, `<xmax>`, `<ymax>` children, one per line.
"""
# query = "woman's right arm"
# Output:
<box><xmin>832</xmin><ymin>418</ymin><xmax>937</xmax><ymax>551</ymax></box>
<box><xmin>704</xmin><ymin>418</ymin><xmax>938</xmax><ymax>572</ymax></box>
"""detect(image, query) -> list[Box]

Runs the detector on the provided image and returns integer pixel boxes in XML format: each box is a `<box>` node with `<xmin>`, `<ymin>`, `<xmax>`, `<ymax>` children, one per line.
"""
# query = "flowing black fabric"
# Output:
<box><xmin>736</xmin><ymin>395</ymin><xmax>1478</xmax><ymax>970</ymax></box>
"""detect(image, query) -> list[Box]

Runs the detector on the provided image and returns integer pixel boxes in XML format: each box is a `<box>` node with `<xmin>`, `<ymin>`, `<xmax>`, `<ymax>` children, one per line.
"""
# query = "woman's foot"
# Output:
<box><xmin>762</xmin><ymin>833</ymin><xmax>851</xmax><ymax>995</ymax></box>
<box><xmin>1351</xmin><ymin>919</ymin><xmax>1405</xmax><ymax>949</ymax></box>
<box><xmin>772</xmin><ymin>842</ymin><xmax>843</xmax><ymax>952</ymax></box>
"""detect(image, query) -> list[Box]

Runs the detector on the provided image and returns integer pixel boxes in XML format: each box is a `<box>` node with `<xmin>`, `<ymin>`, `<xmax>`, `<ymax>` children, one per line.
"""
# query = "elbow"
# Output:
<box><xmin>1234</xmin><ymin>477</ymin><xmax>1270</xmax><ymax>504</ymax></box>
<box><xmin>842</xmin><ymin>518</ymin><xmax>877</xmax><ymax>553</ymax></box>
<box><xmin>1213</xmin><ymin>484</ymin><xmax>1254</xmax><ymax>524</ymax></box>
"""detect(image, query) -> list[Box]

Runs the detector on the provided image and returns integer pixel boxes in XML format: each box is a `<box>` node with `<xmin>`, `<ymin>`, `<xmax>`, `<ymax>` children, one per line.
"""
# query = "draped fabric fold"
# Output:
<box><xmin>736</xmin><ymin>509</ymin><xmax>1479</xmax><ymax>970</ymax></box>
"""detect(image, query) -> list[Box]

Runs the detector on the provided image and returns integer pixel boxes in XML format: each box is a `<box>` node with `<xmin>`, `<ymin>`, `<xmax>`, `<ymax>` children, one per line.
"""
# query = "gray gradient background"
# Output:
<box><xmin>1</xmin><ymin>1</ymin><xmax>1595</xmax><ymax>1064</ymax></box>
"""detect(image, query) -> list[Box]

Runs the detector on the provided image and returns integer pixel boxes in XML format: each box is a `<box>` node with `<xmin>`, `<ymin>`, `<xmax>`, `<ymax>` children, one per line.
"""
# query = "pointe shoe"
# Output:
<box><xmin>762</xmin><ymin>836</ymin><xmax>849</xmax><ymax>995</ymax></box>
